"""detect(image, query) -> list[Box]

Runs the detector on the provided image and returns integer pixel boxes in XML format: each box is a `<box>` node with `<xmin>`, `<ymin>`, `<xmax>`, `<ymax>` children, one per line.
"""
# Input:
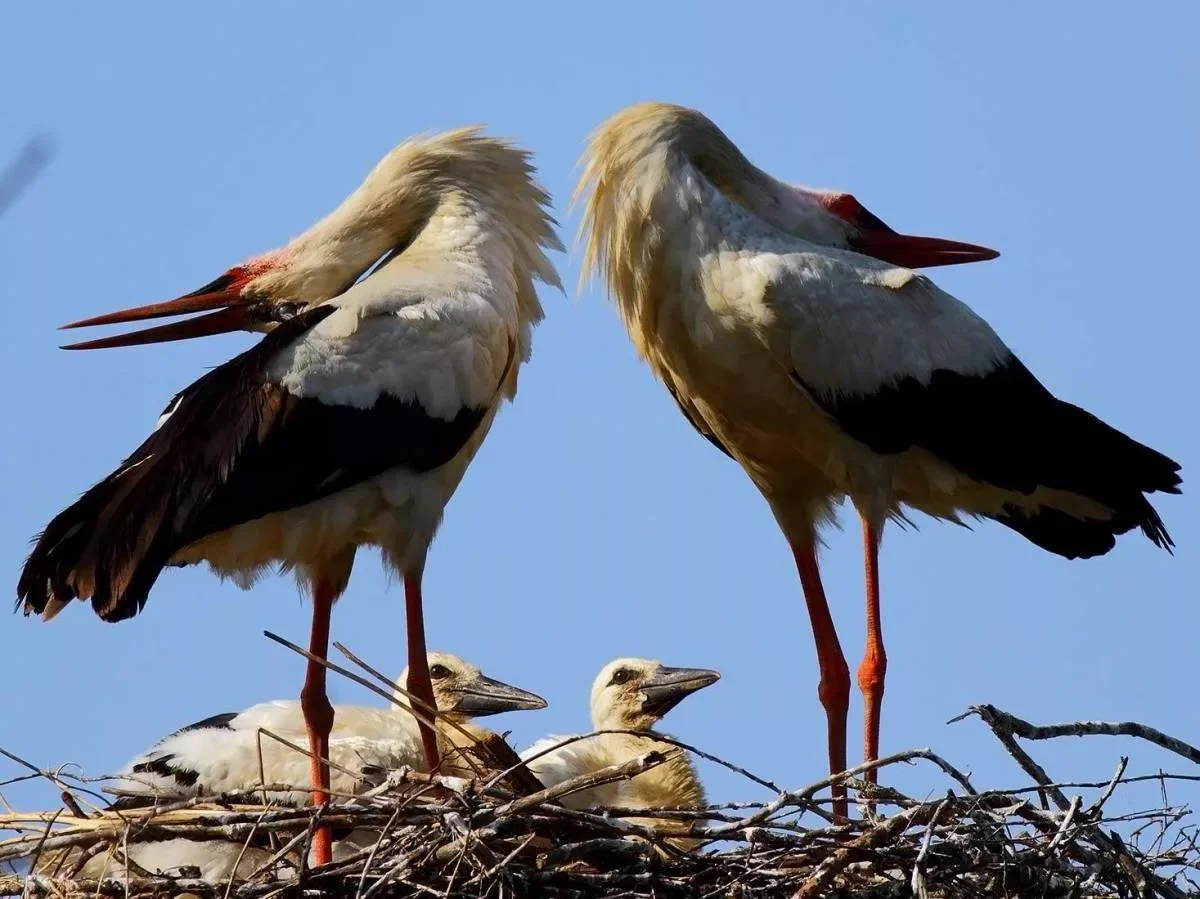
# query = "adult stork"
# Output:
<box><xmin>576</xmin><ymin>101</ymin><xmax>1181</xmax><ymax>818</ymax></box>
<box><xmin>17</xmin><ymin>126</ymin><xmax>562</xmax><ymax>862</ymax></box>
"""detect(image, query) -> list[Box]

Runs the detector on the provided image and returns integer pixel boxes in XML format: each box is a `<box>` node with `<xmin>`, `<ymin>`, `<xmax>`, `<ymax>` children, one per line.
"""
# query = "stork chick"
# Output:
<box><xmin>38</xmin><ymin>653</ymin><xmax>544</xmax><ymax>881</ymax></box>
<box><xmin>523</xmin><ymin>658</ymin><xmax>719</xmax><ymax>850</ymax></box>
<box><xmin>107</xmin><ymin>651</ymin><xmax>546</xmax><ymax>807</ymax></box>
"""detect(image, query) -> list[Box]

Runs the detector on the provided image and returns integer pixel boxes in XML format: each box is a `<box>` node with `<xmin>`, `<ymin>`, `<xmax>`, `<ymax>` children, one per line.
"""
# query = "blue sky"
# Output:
<box><xmin>2</xmin><ymin>2</ymin><xmax>1197</xmax><ymax>828</ymax></box>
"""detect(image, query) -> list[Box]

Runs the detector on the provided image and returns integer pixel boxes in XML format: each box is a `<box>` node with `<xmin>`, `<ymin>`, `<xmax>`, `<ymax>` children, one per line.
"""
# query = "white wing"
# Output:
<box><xmin>702</xmin><ymin>245</ymin><xmax>1011</xmax><ymax>400</ymax></box>
<box><xmin>271</xmin><ymin>257</ymin><xmax>517</xmax><ymax>417</ymax></box>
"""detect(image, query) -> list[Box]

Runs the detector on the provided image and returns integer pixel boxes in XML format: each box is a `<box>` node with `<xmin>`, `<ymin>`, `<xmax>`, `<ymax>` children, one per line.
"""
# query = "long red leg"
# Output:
<box><xmin>298</xmin><ymin>577</ymin><xmax>336</xmax><ymax>867</ymax></box>
<box><xmin>792</xmin><ymin>540</ymin><xmax>850</xmax><ymax>821</ymax></box>
<box><xmin>404</xmin><ymin>575</ymin><xmax>440</xmax><ymax>772</ymax></box>
<box><xmin>858</xmin><ymin>519</ymin><xmax>887</xmax><ymax>782</ymax></box>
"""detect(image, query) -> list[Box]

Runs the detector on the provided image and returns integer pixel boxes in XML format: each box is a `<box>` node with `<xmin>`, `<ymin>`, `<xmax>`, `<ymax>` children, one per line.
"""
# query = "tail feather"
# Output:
<box><xmin>1031</xmin><ymin>396</ymin><xmax>1182</xmax><ymax>504</ymax></box>
<box><xmin>17</xmin><ymin>441</ymin><xmax>179</xmax><ymax>622</ymax></box>
<box><xmin>795</xmin><ymin>354</ymin><xmax>1181</xmax><ymax>560</ymax></box>
<box><xmin>991</xmin><ymin>494</ymin><xmax>1174</xmax><ymax>561</ymax></box>
<box><xmin>985</xmin><ymin>390</ymin><xmax>1180</xmax><ymax>560</ymax></box>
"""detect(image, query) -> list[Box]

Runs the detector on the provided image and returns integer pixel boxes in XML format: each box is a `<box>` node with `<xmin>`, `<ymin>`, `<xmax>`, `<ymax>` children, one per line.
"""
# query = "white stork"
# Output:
<box><xmin>107</xmin><ymin>651</ymin><xmax>547</xmax><ymax>806</ymax></box>
<box><xmin>522</xmin><ymin>658</ymin><xmax>718</xmax><ymax>849</ymax></box>
<box><xmin>576</xmin><ymin>102</ymin><xmax>1182</xmax><ymax>818</ymax></box>
<box><xmin>16</xmin><ymin>127</ymin><xmax>562</xmax><ymax>862</ymax></box>
<box><xmin>40</xmin><ymin>653</ymin><xmax>545</xmax><ymax>880</ymax></box>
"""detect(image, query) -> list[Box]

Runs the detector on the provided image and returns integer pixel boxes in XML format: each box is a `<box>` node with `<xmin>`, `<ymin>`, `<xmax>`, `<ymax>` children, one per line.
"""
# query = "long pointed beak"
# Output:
<box><xmin>454</xmin><ymin>674</ymin><xmax>548</xmax><ymax>718</ymax></box>
<box><xmin>58</xmin><ymin>274</ymin><xmax>264</xmax><ymax>350</ymax></box>
<box><xmin>640</xmin><ymin>666</ymin><xmax>721</xmax><ymax>717</ymax></box>
<box><xmin>812</xmin><ymin>190</ymin><xmax>999</xmax><ymax>269</ymax></box>
<box><xmin>850</xmin><ymin>229</ymin><xmax>1000</xmax><ymax>269</ymax></box>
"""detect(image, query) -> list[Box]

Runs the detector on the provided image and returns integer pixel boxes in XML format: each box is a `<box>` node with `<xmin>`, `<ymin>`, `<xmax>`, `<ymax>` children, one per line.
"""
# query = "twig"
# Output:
<box><xmin>1045</xmin><ymin>795</ymin><xmax>1082</xmax><ymax>855</ymax></box>
<box><xmin>910</xmin><ymin>795</ymin><xmax>948</xmax><ymax>899</ymax></box>
<box><xmin>494</xmin><ymin>752</ymin><xmax>668</xmax><ymax>818</ymax></box>
<box><xmin>262</xmin><ymin>628</ymin><xmax>487</xmax><ymax>777</ymax></box>
<box><xmin>797</xmin><ymin>800</ymin><xmax>944</xmax><ymax>898</ymax></box>
<box><xmin>967</xmin><ymin>705</ymin><xmax>1200</xmax><ymax>766</ymax></box>
<box><xmin>952</xmin><ymin>706</ymin><xmax>1070</xmax><ymax>811</ymax></box>
<box><xmin>1088</xmin><ymin>756</ymin><xmax>1129</xmax><ymax>821</ymax></box>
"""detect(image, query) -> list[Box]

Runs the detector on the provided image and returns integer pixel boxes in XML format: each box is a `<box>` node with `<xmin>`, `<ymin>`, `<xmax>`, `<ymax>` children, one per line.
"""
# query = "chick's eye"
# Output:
<box><xmin>611</xmin><ymin>669</ymin><xmax>631</xmax><ymax>686</ymax></box>
<box><xmin>429</xmin><ymin>664</ymin><xmax>450</xmax><ymax>680</ymax></box>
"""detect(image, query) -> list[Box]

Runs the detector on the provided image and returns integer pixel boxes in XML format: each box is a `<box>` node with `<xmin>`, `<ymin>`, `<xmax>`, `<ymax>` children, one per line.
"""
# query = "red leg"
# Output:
<box><xmin>299</xmin><ymin>577</ymin><xmax>336</xmax><ymax>867</ymax></box>
<box><xmin>404</xmin><ymin>575</ymin><xmax>440</xmax><ymax>772</ymax></box>
<box><xmin>792</xmin><ymin>540</ymin><xmax>850</xmax><ymax>821</ymax></box>
<box><xmin>858</xmin><ymin>518</ymin><xmax>887</xmax><ymax>783</ymax></box>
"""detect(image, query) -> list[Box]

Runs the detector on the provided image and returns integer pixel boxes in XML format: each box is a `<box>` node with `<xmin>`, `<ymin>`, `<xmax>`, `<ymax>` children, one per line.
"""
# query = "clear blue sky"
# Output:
<box><xmin>3</xmin><ymin>3</ymin><xmax>1197</xmax><ymax>824</ymax></box>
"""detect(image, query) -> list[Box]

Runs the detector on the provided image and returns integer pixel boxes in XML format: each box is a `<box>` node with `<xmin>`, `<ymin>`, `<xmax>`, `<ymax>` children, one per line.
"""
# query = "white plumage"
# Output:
<box><xmin>108</xmin><ymin>652</ymin><xmax>546</xmax><ymax>807</ymax></box>
<box><xmin>577</xmin><ymin>101</ymin><xmax>1180</xmax><ymax>819</ymax></box>
<box><xmin>37</xmin><ymin>653</ymin><xmax>545</xmax><ymax>882</ymax></box>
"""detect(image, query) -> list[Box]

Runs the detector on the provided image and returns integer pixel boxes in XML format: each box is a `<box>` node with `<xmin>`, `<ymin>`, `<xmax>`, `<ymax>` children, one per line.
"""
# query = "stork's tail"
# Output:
<box><xmin>17</xmin><ymin>452</ymin><xmax>175</xmax><ymax>622</ymax></box>
<box><xmin>988</xmin><ymin>395</ymin><xmax>1181</xmax><ymax>560</ymax></box>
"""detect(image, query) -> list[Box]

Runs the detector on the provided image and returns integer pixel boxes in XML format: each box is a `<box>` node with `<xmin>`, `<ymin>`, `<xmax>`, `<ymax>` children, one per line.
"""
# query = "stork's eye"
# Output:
<box><xmin>610</xmin><ymin>669</ymin><xmax>633</xmax><ymax>686</ymax></box>
<box><xmin>429</xmin><ymin>664</ymin><xmax>451</xmax><ymax>680</ymax></box>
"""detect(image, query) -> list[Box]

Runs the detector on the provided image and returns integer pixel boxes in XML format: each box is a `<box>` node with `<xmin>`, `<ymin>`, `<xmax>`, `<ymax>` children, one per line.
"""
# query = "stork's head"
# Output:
<box><xmin>395</xmin><ymin>652</ymin><xmax>547</xmax><ymax>724</ymax></box>
<box><xmin>60</xmin><ymin>128</ymin><xmax>563</xmax><ymax>350</ymax></box>
<box><xmin>589</xmin><ymin>658</ymin><xmax>720</xmax><ymax>731</ymax></box>
<box><xmin>579</xmin><ymin>101</ymin><xmax>997</xmax><ymax>276</ymax></box>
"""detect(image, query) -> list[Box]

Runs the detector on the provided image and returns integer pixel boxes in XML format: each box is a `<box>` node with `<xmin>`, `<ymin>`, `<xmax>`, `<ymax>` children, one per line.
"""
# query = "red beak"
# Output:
<box><xmin>822</xmin><ymin>192</ymin><xmax>1000</xmax><ymax>269</ymax></box>
<box><xmin>59</xmin><ymin>273</ymin><xmax>262</xmax><ymax>350</ymax></box>
<box><xmin>850</xmin><ymin>230</ymin><xmax>1000</xmax><ymax>269</ymax></box>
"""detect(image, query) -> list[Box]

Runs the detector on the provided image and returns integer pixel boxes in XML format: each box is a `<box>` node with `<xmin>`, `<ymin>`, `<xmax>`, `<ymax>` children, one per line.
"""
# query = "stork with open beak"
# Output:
<box><xmin>576</xmin><ymin>102</ymin><xmax>1181</xmax><ymax>818</ymax></box>
<box><xmin>16</xmin><ymin>127</ymin><xmax>563</xmax><ymax>863</ymax></box>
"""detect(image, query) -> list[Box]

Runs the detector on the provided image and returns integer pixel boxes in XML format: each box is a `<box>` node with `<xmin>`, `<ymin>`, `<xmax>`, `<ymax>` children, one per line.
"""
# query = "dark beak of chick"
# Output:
<box><xmin>454</xmin><ymin>673</ymin><xmax>548</xmax><ymax>717</ymax></box>
<box><xmin>640</xmin><ymin>666</ymin><xmax>721</xmax><ymax>717</ymax></box>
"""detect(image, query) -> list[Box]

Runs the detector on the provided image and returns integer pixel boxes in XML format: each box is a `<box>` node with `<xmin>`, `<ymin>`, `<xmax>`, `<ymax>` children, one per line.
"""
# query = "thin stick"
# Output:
<box><xmin>1088</xmin><ymin>756</ymin><xmax>1129</xmax><ymax>820</ymax></box>
<box><xmin>264</xmin><ymin>632</ymin><xmax>488</xmax><ymax>779</ymax></box>
<box><xmin>952</xmin><ymin>706</ymin><xmax>1070</xmax><ymax>811</ymax></box>
<box><xmin>963</xmin><ymin>705</ymin><xmax>1200</xmax><ymax>766</ymax></box>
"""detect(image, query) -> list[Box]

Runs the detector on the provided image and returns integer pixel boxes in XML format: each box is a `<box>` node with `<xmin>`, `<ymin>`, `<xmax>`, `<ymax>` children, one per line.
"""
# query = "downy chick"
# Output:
<box><xmin>523</xmin><ymin>658</ymin><xmax>718</xmax><ymax>850</ymax></box>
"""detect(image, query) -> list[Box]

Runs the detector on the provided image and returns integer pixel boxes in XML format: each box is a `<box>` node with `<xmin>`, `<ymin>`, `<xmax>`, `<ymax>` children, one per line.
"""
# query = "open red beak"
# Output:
<box><xmin>821</xmin><ymin>192</ymin><xmax>999</xmax><ymax>269</ymax></box>
<box><xmin>59</xmin><ymin>273</ymin><xmax>261</xmax><ymax>350</ymax></box>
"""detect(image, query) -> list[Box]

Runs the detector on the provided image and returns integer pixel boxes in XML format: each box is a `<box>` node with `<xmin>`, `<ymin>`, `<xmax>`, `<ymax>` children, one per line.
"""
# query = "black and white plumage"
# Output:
<box><xmin>37</xmin><ymin>653</ymin><xmax>546</xmax><ymax>882</ymax></box>
<box><xmin>107</xmin><ymin>652</ymin><xmax>546</xmax><ymax>807</ymax></box>
<box><xmin>577</xmin><ymin>102</ymin><xmax>1182</xmax><ymax>818</ymax></box>
<box><xmin>16</xmin><ymin>127</ymin><xmax>563</xmax><ymax>862</ymax></box>
<box><xmin>19</xmin><ymin>304</ymin><xmax>496</xmax><ymax>623</ymax></box>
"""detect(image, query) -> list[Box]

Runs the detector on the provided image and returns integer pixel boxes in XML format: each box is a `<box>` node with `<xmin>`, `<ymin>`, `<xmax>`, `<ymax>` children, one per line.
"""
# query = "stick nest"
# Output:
<box><xmin>4</xmin><ymin>705</ymin><xmax>1200</xmax><ymax>898</ymax></box>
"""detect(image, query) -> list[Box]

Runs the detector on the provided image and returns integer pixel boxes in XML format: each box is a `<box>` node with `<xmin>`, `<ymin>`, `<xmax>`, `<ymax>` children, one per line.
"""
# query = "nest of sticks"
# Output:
<box><xmin>4</xmin><ymin>704</ymin><xmax>1200</xmax><ymax>899</ymax></box>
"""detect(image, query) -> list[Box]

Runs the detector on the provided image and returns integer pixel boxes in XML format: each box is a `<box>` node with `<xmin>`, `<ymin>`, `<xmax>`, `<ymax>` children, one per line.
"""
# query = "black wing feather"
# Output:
<box><xmin>18</xmin><ymin>305</ymin><xmax>498</xmax><ymax>621</ymax></box>
<box><xmin>793</xmin><ymin>354</ymin><xmax>1181</xmax><ymax>559</ymax></box>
